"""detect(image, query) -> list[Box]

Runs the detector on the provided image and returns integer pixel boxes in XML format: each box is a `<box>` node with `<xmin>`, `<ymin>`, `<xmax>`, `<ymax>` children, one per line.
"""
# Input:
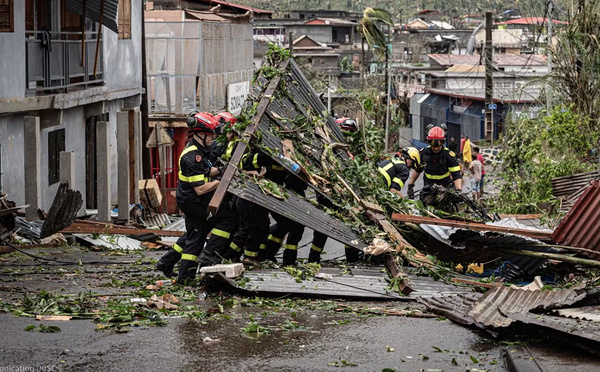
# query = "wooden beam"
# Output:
<box><xmin>391</xmin><ymin>213</ymin><xmax>554</xmax><ymax>242</ymax></box>
<box><xmin>60</xmin><ymin>222</ymin><xmax>183</xmax><ymax>237</ymax></box>
<box><xmin>365</xmin><ymin>210</ymin><xmax>434</xmax><ymax>268</ymax></box>
<box><xmin>208</xmin><ymin>59</ymin><xmax>290</xmax><ymax>215</ymax></box>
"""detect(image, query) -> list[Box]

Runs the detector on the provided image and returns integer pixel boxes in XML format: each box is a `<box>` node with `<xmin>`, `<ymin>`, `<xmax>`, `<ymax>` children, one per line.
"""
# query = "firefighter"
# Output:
<box><xmin>406</xmin><ymin>126</ymin><xmax>462</xmax><ymax>203</ymax></box>
<box><xmin>156</xmin><ymin>112</ymin><xmax>238</xmax><ymax>278</ymax></box>
<box><xmin>230</xmin><ymin>150</ymin><xmax>285</xmax><ymax>265</ymax></box>
<box><xmin>212</xmin><ymin>111</ymin><xmax>239</xmax><ymax>162</ymax></box>
<box><xmin>172</xmin><ymin>112</ymin><xmax>231</xmax><ymax>283</ymax></box>
<box><xmin>264</xmin><ymin>173</ymin><xmax>308</xmax><ymax>266</ymax></box>
<box><xmin>377</xmin><ymin>147</ymin><xmax>421</xmax><ymax>197</ymax></box>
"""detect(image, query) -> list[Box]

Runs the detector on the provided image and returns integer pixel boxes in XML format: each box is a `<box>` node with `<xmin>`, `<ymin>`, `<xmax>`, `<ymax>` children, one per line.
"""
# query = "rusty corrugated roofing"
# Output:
<box><xmin>552</xmin><ymin>180</ymin><xmax>600</xmax><ymax>259</ymax></box>
<box><xmin>467</xmin><ymin>283</ymin><xmax>586</xmax><ymax>327</ymax></box>
<box><xmin>555</xmin><ymin>305</ymin><xmax>600</xmax><ymax>322</ymax></box>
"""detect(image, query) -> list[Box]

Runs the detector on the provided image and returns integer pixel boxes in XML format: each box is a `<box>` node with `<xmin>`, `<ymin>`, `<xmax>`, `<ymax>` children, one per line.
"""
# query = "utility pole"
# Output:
<box><xmin>547</xmin><ymin>1</ymin><xmax>553</xmax><ymax>113</ymax></box>
<box><xmin>327</xmin><ymin>71</ymin><xmax>331</xmax><ymax>114</ymax></box>
<box><xmin>484</xmin><ymin>11</ymin><xmax>494</xmax><ymax>144</ymax></box>
<box><xmin>385</xmin><ymin>25</ymin><xmax>392</xmax><ymax>152</ymax></box>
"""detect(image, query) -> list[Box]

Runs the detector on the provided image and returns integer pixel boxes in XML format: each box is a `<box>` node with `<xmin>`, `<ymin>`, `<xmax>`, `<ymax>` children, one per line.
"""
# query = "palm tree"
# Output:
<box><xmin>359</xmin><ymin>7</ymin><xmax>394</xmax><ymax>61</ymax></box>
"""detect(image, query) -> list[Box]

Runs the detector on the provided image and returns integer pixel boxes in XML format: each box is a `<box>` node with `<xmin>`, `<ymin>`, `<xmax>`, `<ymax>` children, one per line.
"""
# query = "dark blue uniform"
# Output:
<box><xmin>418</xmin><ymin>146</ymin><xmax>462</xmax><ymax>202</ymax></box>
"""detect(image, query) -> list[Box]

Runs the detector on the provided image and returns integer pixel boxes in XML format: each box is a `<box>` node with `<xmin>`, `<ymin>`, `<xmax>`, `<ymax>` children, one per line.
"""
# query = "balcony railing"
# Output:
<box><xmin>25</xmin><ymin>31</ymin><xmax>104</xmax><ymax>94</ymax></box>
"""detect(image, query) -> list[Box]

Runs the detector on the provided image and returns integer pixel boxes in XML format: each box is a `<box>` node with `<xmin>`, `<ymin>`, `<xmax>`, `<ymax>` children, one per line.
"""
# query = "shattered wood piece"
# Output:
<box><xmin>391</xmin><ymin>213</ymin><xmax>554</xmax><ymax>242</ymax></box>
<box><xmin>360</xmin><ymin>200</ymin><xmax>384</xmax><ymax>214</ymax></box>
<box><xmin>281</xmin><ymin>139</ymin><xmax>295</xmax><ymax>158</ymax></box>
<box><xmin>200</xmin><ymin>263</ymin><xmax>245</xmax><ymax>278</ymax></box>
<box><xmin>40</xmin><ymin>183</ymin><xmax>83</xmax><ymax>239</ymax></box>
<box><xmin>208</xmin><ymin>59</ymin><xmax>290</xmax><ymax>215</ymax></box>
<box><xmin>451</xmin><ymin>278</ymin><xmax>494</xmax><ymax>289</ymax></box>
<box><xmin>384</xmin><ymin>254</ymin><xmax>413</xmax><ymax>295</ymax></box>
<box><xmin>60</xmin><ymin>224</ymin><xmax>184</xmax><ymax>237</ymax></box>
<box><xmin>0</xmin><ymin>243</ymin><xmax>58</xmax><ymax>254</ymax></box>
<box><xmin>35</xmin><ymin>315</ymin><xmax>72</xmax><ymax>321</ymax></box>
<box><xmin>366</xmin><ymin>210</ymin><xmax>434</xmax><ymax>268</ymax></box>
<box><xmin>315</xmin><ymin>125</ymin><xmax>331</xmax><ymax>143</ymax></box>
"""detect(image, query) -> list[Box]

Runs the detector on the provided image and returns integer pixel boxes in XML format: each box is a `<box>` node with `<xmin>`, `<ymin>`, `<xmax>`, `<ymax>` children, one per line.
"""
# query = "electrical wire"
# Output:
<box><xmin>0</xmin><ymin>237</ymin><xmax>145</xmax><ymax>266</ymax></box>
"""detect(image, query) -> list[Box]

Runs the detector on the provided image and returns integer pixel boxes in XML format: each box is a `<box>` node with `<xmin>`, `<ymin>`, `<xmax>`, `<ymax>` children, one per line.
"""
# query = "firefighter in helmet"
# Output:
<box><xmin>376</xmin><ymin>147</ymin><xmax>421</xmax><ymax>197</ymax></box>
<box><xmin>406</xmin><ymin>125</ymin><xmax>462</xmax><ymax>203</ymax></box>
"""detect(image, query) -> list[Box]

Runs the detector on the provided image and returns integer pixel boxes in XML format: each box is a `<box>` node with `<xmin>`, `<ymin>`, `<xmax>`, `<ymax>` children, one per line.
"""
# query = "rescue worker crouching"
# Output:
<box><xmin>406</xmin><ymin>126</ymin><xmax>462</xmax><ymax>203</ymax></box>
<box><xmin>377</xmin><ymin>147</ymin><xmax>421</xmax><ymax>197</ymax></box>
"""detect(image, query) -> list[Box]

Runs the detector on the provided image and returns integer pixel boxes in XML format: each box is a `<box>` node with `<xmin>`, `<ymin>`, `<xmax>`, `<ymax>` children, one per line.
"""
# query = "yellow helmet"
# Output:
<box><xmin>402</xmin><ymin>147</ymin><xmax>421</xmax><ymax>169</ymax></box>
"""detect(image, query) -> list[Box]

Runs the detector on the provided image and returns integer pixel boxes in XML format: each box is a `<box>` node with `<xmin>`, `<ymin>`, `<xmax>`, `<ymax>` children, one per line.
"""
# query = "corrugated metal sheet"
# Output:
<box><xmin>163</xmin><ymin>216</ymin><xmax>186</xmax><ymax>232</ymax></box>
<box><xmin>552</xmin><ymin>180</ymin><xmax>600</xmax><ymax>259</ymax></box>
<box><xmin>14</xmin><ymin>217</ymin><xmax>43</xmax><ymax>240</ymax></box>
<box><xmin>419</xmin><ymin>217</ymin><xmax>557</xmax><ymax>276</ymax></box>
<box><xmin>551</xmin><ymin>171</ymin><xmax>599</xmax><ymax>198</ymax></box>
<box><xmin>143</xmin><ymin>213</ymin><xmax>172</xmax><ymax>228</ymax></box>
<box><xmin>467</xmin><ymin>283</ymin><xmax>587</xmax><ymax>327</ymax></box>
<box><xmin>214</xmin><ymin>267</ymin><xmax>474</xmax><ymax>301</ymax></box>
<box><xmin>66</xmin><ymin>0</ymin><xmax>119</xmax><ymax>34</ymax></box>
<box><xmin>555</xmin><ymin>305</ymin><xmax>600</xmax><ymax>322</ymax></box>
<box><xmin>229</xmin><ymin>179</ymin><xmax>364</xmax><ymax>249</ymax></box>
<box><xmin>551</xmin><ymin>171</ymin><xmax>600</xmax><ymax>212</ymax></box>
<box><xmin>418</xmin><ymin>293</ymin><xmax>483</xmax><ymax>326</ymax></box>
<box><xmin>508</xmin><ymin>312</ymin><xmax>600</xmax><ymax>345</ymax></box>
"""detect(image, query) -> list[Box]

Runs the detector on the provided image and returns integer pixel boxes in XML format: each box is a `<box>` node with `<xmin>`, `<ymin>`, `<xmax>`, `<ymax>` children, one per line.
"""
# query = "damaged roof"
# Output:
<box><xmin>552</xmin><ymin>180</ymin><xmax>600</xmax><ymax>259</ymax></box>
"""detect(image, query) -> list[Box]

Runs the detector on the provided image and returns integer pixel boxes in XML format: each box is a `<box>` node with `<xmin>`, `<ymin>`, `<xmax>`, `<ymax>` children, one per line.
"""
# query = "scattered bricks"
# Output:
<box><xmin>200</xmin><ymin>263</ymin><xmax>245</xmax><ymax>278</ymax></box>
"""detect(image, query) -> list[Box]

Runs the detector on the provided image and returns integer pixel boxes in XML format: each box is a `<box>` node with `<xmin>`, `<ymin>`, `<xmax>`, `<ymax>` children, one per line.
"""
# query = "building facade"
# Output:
<box><xmin>0</xmin><ymin>0</ymin><xmax>144</xmax><ymax>220</ymax></box>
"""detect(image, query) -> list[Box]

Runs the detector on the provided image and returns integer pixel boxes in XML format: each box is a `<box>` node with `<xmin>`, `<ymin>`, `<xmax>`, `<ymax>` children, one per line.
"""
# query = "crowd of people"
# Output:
<box><xmin>156</xmin><ymin>113</ymin><xmax>486</xmax><ymax>283</ymax></box>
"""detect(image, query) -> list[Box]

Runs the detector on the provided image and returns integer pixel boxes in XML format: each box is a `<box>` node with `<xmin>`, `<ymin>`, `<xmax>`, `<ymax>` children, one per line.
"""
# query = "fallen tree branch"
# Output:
<box><xmin>494</xmin><ymin>247</ymin><xmax>600</xmax><ymax>268</ymax></box>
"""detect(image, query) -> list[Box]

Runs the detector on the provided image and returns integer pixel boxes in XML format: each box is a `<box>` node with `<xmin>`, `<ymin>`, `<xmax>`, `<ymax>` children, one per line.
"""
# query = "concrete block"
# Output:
<box><xmin>59</xmin><ymin>151</ymin><xmax>75</xmax><ymax>186</ymax></box>
<box><xmin>23</xmin><ymin>116</ymin><xmax>41</xmax><ymax>220</ymax></box>
<box><xmin>200</xmin><ymin>263</ymin><xmax>245</xmax><ymax>278</ymax></box>
<box><xmin>96</xmin><ymin>121</ymin><xmax>111</xmax><ymax>222</ymax></box>
<box><xmin>117</xmin><ymin>112</ymin><xmax>130</xmax><ymax>222</ymax></box>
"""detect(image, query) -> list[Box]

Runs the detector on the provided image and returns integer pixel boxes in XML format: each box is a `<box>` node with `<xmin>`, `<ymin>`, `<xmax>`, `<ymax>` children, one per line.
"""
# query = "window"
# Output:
<box><xmin>0</xmin><ymin>0</ymin><xmax>14</xmax><ymax>32</ymax></box>
<box><xmin>48</xmin><ymin>129</ymin><xmax>66</xmax><ymax>185</ymax></box>
<box><xmin>118</xmin><ymin>0</ymin><xmax>131</xmax><ymax>39</ymax></box>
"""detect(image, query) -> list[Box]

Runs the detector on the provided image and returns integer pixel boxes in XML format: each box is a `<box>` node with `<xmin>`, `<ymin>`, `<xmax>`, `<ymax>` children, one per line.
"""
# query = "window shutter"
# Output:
<box><xmin>118</xmin><ymin>0</ymin><xmax>131</xmax><ymax>39</ymax></box>
<box><xmin>0</xmin><ymin>0</ymin><xmax>14</xmax><ymax>32</ymax></box>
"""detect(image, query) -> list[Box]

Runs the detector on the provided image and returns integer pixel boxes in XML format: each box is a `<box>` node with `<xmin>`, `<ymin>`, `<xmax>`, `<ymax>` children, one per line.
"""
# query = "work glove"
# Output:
<box><xmin>407</xmin><ymin>184</ymin><xmax>415</xmax><ymax>199</ymax></box>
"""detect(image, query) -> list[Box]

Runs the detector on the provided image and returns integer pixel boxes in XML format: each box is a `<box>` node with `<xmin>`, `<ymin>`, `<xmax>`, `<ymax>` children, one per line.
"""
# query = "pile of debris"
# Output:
<box><xmin>2</xmin><ymin>45</ymin><xmax>600</xmax><ymax>358</ymax></box>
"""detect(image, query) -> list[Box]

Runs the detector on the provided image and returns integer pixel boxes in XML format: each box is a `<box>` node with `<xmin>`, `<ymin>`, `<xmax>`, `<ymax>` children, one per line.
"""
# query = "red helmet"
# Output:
<box><xmin>216</xmin><ymin>111</ymin><xmax>237</xmax><ymax>125</ymax></box>
<box><xmin>187</xmin><ymin>112</ymin><xmax>219</xmax><ymax>133</ymax></box>
<box><xmin>427</xmin><ymin>126</ymin><xmax>446</xmax><ymax>141</ymax></box>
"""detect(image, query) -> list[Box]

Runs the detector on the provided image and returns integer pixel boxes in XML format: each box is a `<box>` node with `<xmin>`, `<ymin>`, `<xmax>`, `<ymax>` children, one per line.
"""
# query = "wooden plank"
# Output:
<box><xmin>365</xmin><ymin>210</ymin><xmax>434</xmax><ymax>268</ymax></box>
<box><xmin>60</xmin><ymin>225</ymin><xmax>183</xmax><ymax>237</ymax></box>
<box><xmin>208</xmin><ymin>59</ymin><xmax>290</xmax><ymax>215</ymax></box>
<box><xmin>391</xmin><ymin>213</ymin><xmax>554</xmax><ymax>242</ymax></box>
<box><xmin>384</xmin><ymin>254</ymin><xmax>413</xmax><ymax>295</ymax></box>
<box><xmin>498</xmin><ymin>214</ymin><xmax>543</xmax><ymax>220</ymax></box>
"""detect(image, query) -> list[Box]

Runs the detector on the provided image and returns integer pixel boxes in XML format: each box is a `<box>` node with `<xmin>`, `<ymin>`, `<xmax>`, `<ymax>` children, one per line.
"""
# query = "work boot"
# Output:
<box><xmin>282</xmin><ymin>249</ymin><xmax>298</xmax><ymax>266</ymax></box>
<box><xmin>241</xmin><ymin>256</ymin><xmax>260</xmax><ymax>267</ymax></box>
<box><xmin>156</xmin><ymin>260</ymin><xmax>176</xmax><ymax>278</ymax></box>
<box><xmin>308</xmin><ymin>249</ymin><xmax>322</xmax><ymax>264</ymax></box>
<box><xmin>178</xmin><ymin>260</ymin><xmax>199</xmax><ymax>284</ymax></box>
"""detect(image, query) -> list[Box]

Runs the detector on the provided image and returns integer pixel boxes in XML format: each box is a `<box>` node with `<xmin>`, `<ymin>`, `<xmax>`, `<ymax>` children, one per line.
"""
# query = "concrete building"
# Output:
<box><xmin>0</xmin><ymin>0</ymin><xmax>145</xmax><ymax>221</ymax></box>
<box><xmin>409</xmin><ymin>53</ymin><xmax>547</xmax><ymax>145</ymax></box>
<box><xmin>144</xmin><ymin>5</ymin><xmax>254</xmax><ymax>212</ymax></box>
